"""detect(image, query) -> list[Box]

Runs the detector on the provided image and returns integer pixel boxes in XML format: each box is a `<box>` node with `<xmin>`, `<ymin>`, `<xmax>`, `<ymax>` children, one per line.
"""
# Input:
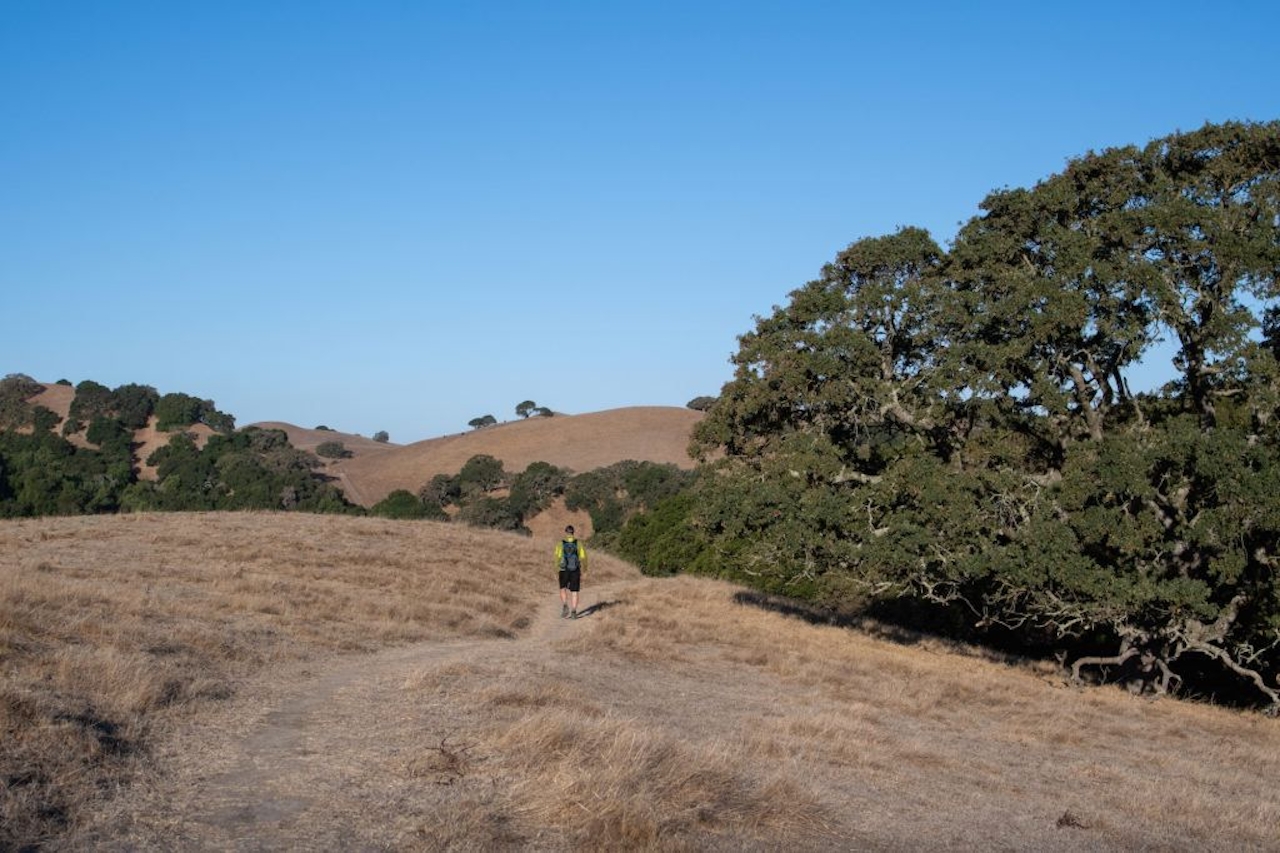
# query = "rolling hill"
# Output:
<box><xmin>16</xmin><ymin>381</ymin><xmax>702</xmax><ymax>511</ymax></box>
<box><xmin>254</xmin><ymin>406</ymin><xmax>705</xmax><ymax>508</ymax></box>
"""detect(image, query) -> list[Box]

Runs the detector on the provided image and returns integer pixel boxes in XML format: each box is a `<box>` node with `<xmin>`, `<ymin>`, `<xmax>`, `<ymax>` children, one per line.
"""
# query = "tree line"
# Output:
<box><xmin>0</xmin><ymin>373</ymin><xmax>686</xmax><ymax>545</ymax></box>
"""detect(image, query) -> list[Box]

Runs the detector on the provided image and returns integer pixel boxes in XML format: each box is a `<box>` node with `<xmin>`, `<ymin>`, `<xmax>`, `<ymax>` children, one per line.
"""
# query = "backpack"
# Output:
<box><xmin>560</xmin><ymin>539</ymin><xmax>581</xmax><ymax>571</ymax></box>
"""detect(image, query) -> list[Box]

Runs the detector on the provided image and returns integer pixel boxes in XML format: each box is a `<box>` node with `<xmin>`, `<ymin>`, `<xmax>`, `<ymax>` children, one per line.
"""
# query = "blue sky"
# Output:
<box><xmin>3</xmin><ymin>2</ymin><xmax>1278</xmax><ymax>442</ymax></box>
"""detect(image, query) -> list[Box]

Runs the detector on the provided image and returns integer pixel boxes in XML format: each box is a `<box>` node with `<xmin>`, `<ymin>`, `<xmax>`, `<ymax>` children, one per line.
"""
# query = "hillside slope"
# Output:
<box><xmin>26</xmin><ymin>382</ymin><xmax>215</xmax><ymax>480</ymax></box>
<box><xmin>4</xmin><ymin>513</ymin><xmax>1277</xmax><ymax>851</ymax></box>
<box><xmin>318</xmin><ymin>406</ymin><xmax>704</xmax><ymax>506</ymax></box>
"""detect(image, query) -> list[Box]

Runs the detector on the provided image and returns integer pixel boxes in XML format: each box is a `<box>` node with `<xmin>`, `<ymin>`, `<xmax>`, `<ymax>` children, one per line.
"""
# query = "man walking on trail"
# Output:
<box><xmin>556</xmin><ymin>525</ymin><xmax>587</xmax><ymax>619</ymax></box>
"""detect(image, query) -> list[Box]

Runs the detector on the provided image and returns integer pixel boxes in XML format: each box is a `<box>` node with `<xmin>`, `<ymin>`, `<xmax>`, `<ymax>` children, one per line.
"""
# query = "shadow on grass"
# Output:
<box><xmin>733</xmin><ymin>590</ymin><xmax>934</xmax><ymax>649</ymax></box>
<box><xmin>733</xmin><ymin>589</ymin><xmax>1061</xmax><ymax>671</ymax></box>
<box><xmin>574</xmin><ymin>599</ymin><xmax>624</xmax><ymax>620</ymax></box>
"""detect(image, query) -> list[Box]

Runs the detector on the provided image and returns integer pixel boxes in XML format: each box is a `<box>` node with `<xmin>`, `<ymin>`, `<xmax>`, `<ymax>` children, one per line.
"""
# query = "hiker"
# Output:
<box><xmin>555</xmin><ymin>525</ymin><xmax>587</xmax><ymax>619</ymax></box>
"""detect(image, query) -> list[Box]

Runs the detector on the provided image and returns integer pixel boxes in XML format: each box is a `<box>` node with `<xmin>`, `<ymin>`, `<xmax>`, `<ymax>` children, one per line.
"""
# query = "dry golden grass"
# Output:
<box><xmin>4</xmin><ymin>514</ymin><xmax>1279</xmax><ymax>851</ymax></box>
<box><xmin>0</xmin><ymin>512</ymin><xmax>635</xmax><ymax>849</ymax></box>
<box><xmin>543</xmin><ymin>577</ymin><xmax>1280</xmax><ymax>851</ymax></box>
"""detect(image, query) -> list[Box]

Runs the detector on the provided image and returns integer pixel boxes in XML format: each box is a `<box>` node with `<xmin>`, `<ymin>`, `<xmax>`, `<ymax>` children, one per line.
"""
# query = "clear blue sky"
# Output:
<box><xmin>3</xmin><ymin>2</ymin><xmax>1277</xmax><ymax>442</ymax></box>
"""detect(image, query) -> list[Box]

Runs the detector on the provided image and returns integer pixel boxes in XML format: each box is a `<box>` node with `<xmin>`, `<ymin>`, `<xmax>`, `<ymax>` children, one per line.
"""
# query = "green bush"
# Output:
<box><xmin>111</xmin><ymin>383</ymin><xmax>159</xmax><ymax>429</ymax></box>
<box><xmin>618</xmin><ymin>493</ymin><xmax>706</xmax><ymax>576</ymax></box>
<box><xmin>315</xmin><ymin>441</ymin><xmax>352</xmax><ymax>459</ymax></box>
<box><xmin>457</xmin><ymin>496</ymin><xmax>525</xmax><ymax>533</ymax></box>
<box><xmin>508</xmin><ymin>461</ymin><xmax>568</xmax><ymax>518</ymax></box>
<box><xmin>419</xmin><ymin>473</ymin><xmax>460</xmax><ymax>508</ymax></box>
<box><xmin>154</xmin><ymin>393</ymin><xmax>234</xmax><ymax>433</ymax></box>
<box><xmin>458</xmin><ymin>454</ymin><xmax>505</xmax><ymax>494</ymax></box>
<box><xmin>371</xmin><ymin>489</ymin><xmax>445</xmax><ymax>520</ymax></box>
<box><xmin>0</xmin><ymin>374</ymin><xmax>42</xmax><ymax>429</ymax></box>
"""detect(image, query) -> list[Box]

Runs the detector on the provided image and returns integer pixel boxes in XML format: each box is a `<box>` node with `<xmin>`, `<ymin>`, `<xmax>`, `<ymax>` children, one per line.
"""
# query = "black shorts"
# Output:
<box><xmin>559</xmin><ymin>569</ymin><xmax>581</xmax><ymax>592</ymax></box>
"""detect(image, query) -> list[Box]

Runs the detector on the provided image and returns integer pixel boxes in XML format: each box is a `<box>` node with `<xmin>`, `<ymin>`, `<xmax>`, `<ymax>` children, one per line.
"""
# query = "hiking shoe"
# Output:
<box><xmin>571</xmin><ymin>609</ymin><xmax>578</xmax><ymax>620</ymax></box>
<box><xmin>561</xmin><ymin>603</ymin><xmax>569</xmax><ymax>619</ymax></box>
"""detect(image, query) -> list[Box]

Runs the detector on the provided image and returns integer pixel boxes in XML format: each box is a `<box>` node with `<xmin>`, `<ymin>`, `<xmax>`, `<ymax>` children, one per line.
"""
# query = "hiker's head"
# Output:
<box><xmin>565</xmin><ymin>525</ymin><xmax>575</xmax><ymax>536</ymax></box>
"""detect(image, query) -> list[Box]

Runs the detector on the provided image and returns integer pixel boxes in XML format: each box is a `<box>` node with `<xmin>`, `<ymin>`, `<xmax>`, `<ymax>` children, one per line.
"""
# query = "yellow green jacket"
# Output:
<box><xmin>555</xmin><ymin>537</ymin><xmax>587</xmax><ymax>571</ymax></box>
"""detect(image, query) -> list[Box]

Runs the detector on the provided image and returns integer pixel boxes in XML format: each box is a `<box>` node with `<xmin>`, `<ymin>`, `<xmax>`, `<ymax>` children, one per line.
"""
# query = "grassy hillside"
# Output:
<box><xmin>0</xmin><ymin>513</ymin><xmax>637</xmax><ymax>848</ymax></box>
<box><xmin>322</xmin><ymin>407</ymin><xmax>704</xmax><ymax>506</ymax></box>
<box><xmin>3</xmin><ymin>513</ymin><xmax>1277</xmax><ymax>850</ymax></box>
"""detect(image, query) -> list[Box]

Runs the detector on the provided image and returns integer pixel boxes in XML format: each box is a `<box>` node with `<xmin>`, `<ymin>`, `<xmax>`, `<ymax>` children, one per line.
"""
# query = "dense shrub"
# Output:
<box><xmin>315</xmin><ymin>441</ymin><xmax>352</xmax><ymax>459</ymax></box>
<box><xmin>419</xmin><ymin>473</ymin><xmax>461</xmax><ymax>508</ymax></box>
<box><xmin>564</xmin><ymin>461</ymin><xmax>694</xmax><ymax>546</ymax></box>
<box><xmin>508</xmin><ymin>461</ymin><xmax>568</xmax><ymax>518</ymax></box>
<box><xmin>125</xmin><ymin>427</ymin><xmax>357</xmax><ymax>514</ymax></box>
<box><xmin>0</xmin><ymin>374</ymin><xmax>42</xmax><ymax>429</ymax></box>
<box><xmin>371</xmin><ymin>489</ymin><xmax>446</xmax><ymax>520</ymax></box>
<box><xmin>457</xmin><ymin>496</ymin><xmax>525</xmax><ymax>533</ymax></box>
<box><xmin>618</xmin><ymin>492</ymin><xmax>706</xmax><ymax>576</ymax></box>
<box><xmin>458</xmin><ymin>454</ymin><xmax>506</xmax><ymax>494</ymax></box>
<box><xmin>110</xmin><ymin>383</ymin><xmax>159</xmax><ymax>429</ymax></box>
<box><xmin>154</xmin><ymin>393</ymin><xmax>234</xmax><ymax>433</ymax></box>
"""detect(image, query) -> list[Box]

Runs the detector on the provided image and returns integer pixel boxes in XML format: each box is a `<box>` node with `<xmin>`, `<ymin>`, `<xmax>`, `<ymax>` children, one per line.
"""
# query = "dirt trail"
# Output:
<box><xmin>85</xmin><ymin>581</ymin><xmax>637</xmax><ymax>851</ymax></box>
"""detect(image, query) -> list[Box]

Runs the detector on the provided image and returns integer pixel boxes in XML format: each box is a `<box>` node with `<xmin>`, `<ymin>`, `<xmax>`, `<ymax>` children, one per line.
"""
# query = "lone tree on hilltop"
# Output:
<box><xmin>467</xmin><ymin>414</ymin><xmax>497</xmax><ymax>430</ymax></box>
<box><xmin>516</xmin><ymin>400</ymin><xmax>538</xmax><ymax>419</ymax></box>
<box><xmin>686</xmin><ymin>396</ymin><xmax>717</xmax><ymax>412</ymax></box>
<box><xmin>373</xmin><ymin>430</ymin><xmax>390</xmax><ymax>443</ymax></box>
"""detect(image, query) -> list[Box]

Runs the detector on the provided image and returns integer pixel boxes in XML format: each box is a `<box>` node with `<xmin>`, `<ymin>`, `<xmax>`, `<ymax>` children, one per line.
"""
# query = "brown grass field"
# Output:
<box><xmin>3</xmin><ymin>513</ymin><xmax>1279</xmax><ymax>851</ymax></box>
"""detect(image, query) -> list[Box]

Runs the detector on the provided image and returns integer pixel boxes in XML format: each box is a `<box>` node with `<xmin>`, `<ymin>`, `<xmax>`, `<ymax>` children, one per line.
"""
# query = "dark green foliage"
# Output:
<box><xmin>507</xmin><ymin>461</ymin><xmax>568</xmax><ymax>518</ymax></box>
<box><xmin>315</xmin><ymin>425</ymin><xmax>333</xmax><ymax>431</ymax></box>
<box><xmin>55</xmin><ymin>378</ymin><xmax>72</xmax><ymax>386</ymax></box>
<box><xmin>688</xmin><ymin>121</ymin><xmax>1280</xmax><ymax>710</ymax></box>
<box><xmin>458</xmin><ymin>454</ymin><xmax>506</xmax><ymax>494</ymax></box>
<box><xmin>534</xmin><ymin>407</ymin><xmax>553</xmax><ymax>417</ymax></box>
<box><xmin>467</xmin><ymin>414</ymin><xmax>497</xmax><ymax>430</ymax></box>
<box><xmin>31</xmin><ymin>406</ymin><xmax>60</xmax><ymax>435</ymax></box>
<box><xmin>457</xmin><ymin>496</ymin><xmax>526</xmax><ymax>533</ymax></box>
<box><xmin>66</xmin><ymin>381</ymin><xmax>159</xmax><ymax>434</ymax></box>
<box><xmin>110</xmin><ymin>383</ymin><xmax>159</xmax><ymax>429</ymax></box>
<box><xmin>686</xmin><ymin>396</ymin><xmax>717</xmax><ymax>412</ymax></box>
<box><xmin>516</xmin><ymin>400</ymin><xmax>538</xmax><ymax>419</ymax></box>
<box><xmin>85</xmin><ymin>416</ymin><xmax>131</xmax><ymax>451</ymax></box>
<box><xmin>0</xmin><ymin>374</ymin><xmax>42</xmax><ymax>429</ymax></box>
<box><xmin>154</xmin><ymin>392</ymin><xmax>235</xmax><ymax>433</ymax></box>
<box><xmin>69</xmin><ymin>380</ymin><xmax>113</xmax><ymax>425</ymax></box>
<box><xmin>371</xmin><ymin>489</ymin><xmax>446</xmax><ymax>520</ymax></box>
<box><xmin>372</xmin><ymin>430</ymin><xmax>390</xmax><ymax>443</ymax></box>
<box><xmin>564</xmin><ymin>461</ymin><xmax>694</xmax><ymax>546</ymax></box>
<box><xmin>419</xmin><ymin>473</ymin><xmax>461</xmax><ymax>508</ymax></box>
<box><xmin>618</xmin><ymin>492</ymin><xmax>708</xmax><ymax>576</ymax></box>
<box><xmin>315</xmin><ymin>441</ymin><xmax>352</xmax><ymax>459</ymax></box>
<box><xmin>419</xmin><ymin>459</ymin><xmax>567</xmax><ymax>534</ymax></box>
<box><xmin>0</xmin><ymin>427</ymin><xmax>130</xmax><ymax>516</ymax></box>
<box><xmin>153</xmin><ymin>393</ymin><xmax>202</xmax><ymax>430</ymax></box>
<box><xmin>125</xmin><ymin>427</ymin><xmax>357</xmax><ymax>513</ymax></box>
<box><xmin>0</xmin><ymin>382</ymin><xmax>354</xmax><ymax>519</ymax></box>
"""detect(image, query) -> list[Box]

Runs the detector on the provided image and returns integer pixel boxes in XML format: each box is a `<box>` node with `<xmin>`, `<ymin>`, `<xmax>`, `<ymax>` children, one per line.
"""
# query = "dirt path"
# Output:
<box><xmin>83</xmin><ymin>581</ymin><xmax>637</xmax><ymax>851</ymax></box>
